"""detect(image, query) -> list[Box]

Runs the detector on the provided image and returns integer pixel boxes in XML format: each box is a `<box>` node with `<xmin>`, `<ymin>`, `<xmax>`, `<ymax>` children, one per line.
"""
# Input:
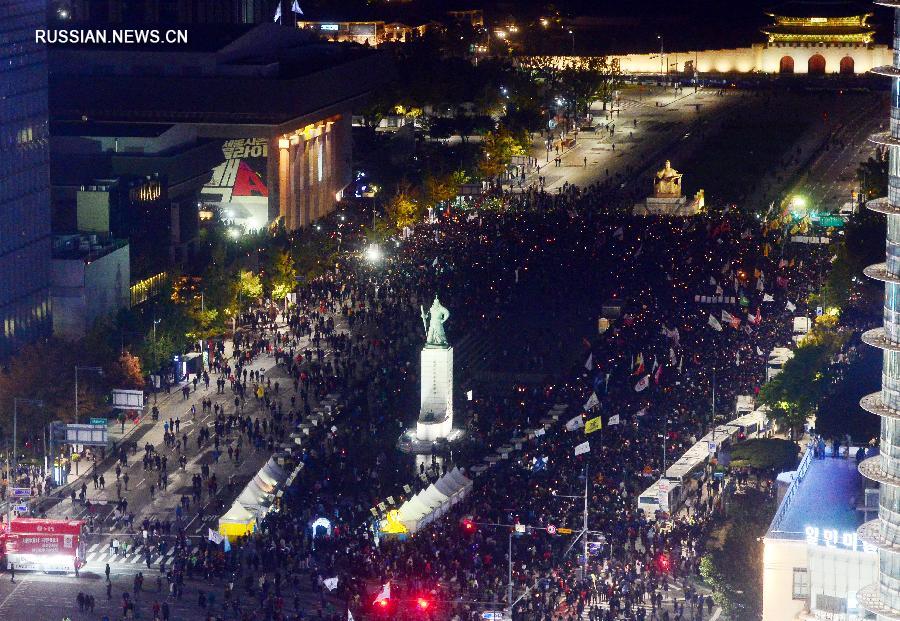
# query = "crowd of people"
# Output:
<box><xmin>190</xmin><ymin>186</ymin><xmax>835</xmax><ymax>621</ymax></box>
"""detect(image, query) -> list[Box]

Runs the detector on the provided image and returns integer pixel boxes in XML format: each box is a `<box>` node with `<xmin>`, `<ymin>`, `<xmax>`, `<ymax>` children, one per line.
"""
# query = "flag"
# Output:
<box><xmin>669</xmin><ymin>347</ymin><xmax>677</xmax><ymax>365</ymax></box>
<box><xmin>709</xmin><ymin>276</ymin><xmax>717</xmax><ymax>286</ymax></box>
<box><xmin>535</xmin><ymin>427</ymin><xmax>546</xmax><ymax>437</ymax></box>
<box><xmin>634</xmin><ymin>374</ymin><xmax>650</xmax><ymax>392</ymax></box>
<box><xmin>708</xmin><ymin>314</ymin><xmax>723</xmax><ymax>332</ymax></box>
<box><xmin>757</xmin><ymin>346</ymin><xmax>764</xmax><ymax>356</ymax></box>
<box><xmin>349</xmin><ymin>610</ymin><xmax>355</xmax><ymax>621</ymax></box>
<box><xmin>632</xmin><ymin>352</ymin><xmax>645</xmax><ymax>375</ymax></box>
<box><xmin>584</xmin><ymin>416</ymin><xmax>603</xmax><ymax>434</ymax></box>
<box><xmin>755</xmin><ymin>307</ymin><xmax>762</xmax><ymax>325</ymax></box>
<box><xmin>223</xmin><ymin>538</ymin><xmax>231</xmax><ymax>553</ymax></box>
<box><xmin>743</xmin><ymin>324</ymin><xmax>753</xmax><ymax>335</ymax></box>
<box><xmin>584</xmin><ymin>353</ymin><xmax>593</xmax><ymax>371</ymax></box>
<box><xmin>532</xmin><ymin>456</ymin><xmax>547</xmax><ymax>471</ymax></box>
<box><xmin>736</xmin><ymin>351</ymin><xmax>741</xmax><ymax>367</ymax></box>
<box><xmin>583</xmin><ymin>392</ymin><xmax>599</xmax><ymax>411</ymax></box>
<box><xmin>608</xmin><ymin>414</ymin><xmax>620</xmax><ymax>426</ymax></box>
<box><xmin>721</xmin><ymin>309</ymin><xmax>734</xmax><ymax>324</ymax></box>
<box><xmin>786</xmin><ymin>300</ymin><xmax>796</xmax><ymax>312</ymax></box>
<box><xmin>374</xmin><ymin>583</ymin><xmax>391</xmax><ymax>604</ymax></box>
<box><xmin>291</xmin><ymin>0</ymin><xmax>303</xmax><ymax>13</ymax></box>
<box><xmin>208</xmin><ymin>529</ymin><xmax>225</xmax><ymax>544</ymax></box>
<box><xmin>574</xmin><ymin>441</ymin><xmax>591</xmax><ymax>456</ymax></box>
<box><xmin>613</xmin><ymin>227</ymin><xmax>624</xmax><ymax>239</ymax></box>
<box><xmin>432</xmin><ymin>257</ymin><xmax>438</xmax><ymax>267</ymax></box>
<box><xmin>677</xmin><ymin>355</ymin><xmax>683</xmax><ymax>374</ymax></box>
<box><xmin>636</xmin><ymin>407</ymin><xmax>648</xmax><ymax>417</ymax></box>
<box><xmin>763</xmin><ymin>293</ymin><xmax>774</xmax><ymax>302</ymax></box>
<box><xmin>654</xmin><ymin>363</ymin><xmax>663</xmax><ymax>384</ymax></box>
<box><xmin>273</xmin><ymin>2</ymin><xmax>282</xmax><ymax>21</ymax></box>
<box><xmin>634</xmin><ymin>244</ymin><xmax>643</xmax><ymax>258</ymax></box>
<box><xmin>565</xmin><ymin>415</ymin><xmax>585</xmax><ymax>431</ymax></box>
<box><xmin>324</xmin><ymin>577</ymin><xmax>339</xmax><ymax>591</ymax></box>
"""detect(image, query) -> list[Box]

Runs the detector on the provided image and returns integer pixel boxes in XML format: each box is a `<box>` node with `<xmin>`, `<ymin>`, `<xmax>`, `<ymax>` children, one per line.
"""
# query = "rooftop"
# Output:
<box><xmin>767</xmin><ymin>449</ymin><xmax>872</xmax><ymax>540</ymax></box>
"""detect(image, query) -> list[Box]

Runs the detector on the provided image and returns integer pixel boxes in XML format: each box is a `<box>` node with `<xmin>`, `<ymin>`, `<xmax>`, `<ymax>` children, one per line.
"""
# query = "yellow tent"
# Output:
<box><xmin>379</xmin><ymin>509</ymin><xmax>409</xmax><ymax>535</ymax></box>
<box><xmin>219</xmin><ymin>502</ymin><xmax>256</xmax><ymax>540</ymax></box>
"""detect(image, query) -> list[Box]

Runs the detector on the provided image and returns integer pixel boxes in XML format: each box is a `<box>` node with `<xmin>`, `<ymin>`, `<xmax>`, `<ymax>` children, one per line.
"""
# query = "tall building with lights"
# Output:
<box><xmin>858</xmin><ymin>0</ymin><xmax>900</xmax><ymax>614</ymax></box>
<box><xmin>0</xmin><ymin>0</ymin><xmax>53</xmax><ymax>356</ymax></box>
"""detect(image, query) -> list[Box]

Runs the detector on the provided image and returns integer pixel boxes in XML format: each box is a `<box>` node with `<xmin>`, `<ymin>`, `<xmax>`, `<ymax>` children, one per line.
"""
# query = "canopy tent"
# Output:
<box><xmin>389</xmin><ymin>467</ymin><xmax>473</xmax><ymax>534</ymax></box>
<box><xmin>219</xmin><ymin>502</ymin><xmax>256</xmax><ymax>540</ymax></box>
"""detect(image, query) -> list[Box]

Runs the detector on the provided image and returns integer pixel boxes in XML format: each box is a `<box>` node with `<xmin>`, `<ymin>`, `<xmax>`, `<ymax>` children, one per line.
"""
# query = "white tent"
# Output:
<box><xmin>391</xmin><ymin>468</ymin><xmax>473</xmax><ymax>534</ymax></box>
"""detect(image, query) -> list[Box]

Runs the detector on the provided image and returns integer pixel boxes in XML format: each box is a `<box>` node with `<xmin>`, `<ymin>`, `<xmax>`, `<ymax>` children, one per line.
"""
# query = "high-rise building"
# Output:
<box><xmin>55</xmin><ymin>0</ymin><xmax>278</xmax><ymax>24</ymax></box>
<box><xmin>858</xmin><ymin>0</ymin><xmax>900</xmax><ymax>615</ymax></box>
<box><xmin>0</xmin><ymin>0</ymin><xmax>53</xmax><ymax>356</ymax></box>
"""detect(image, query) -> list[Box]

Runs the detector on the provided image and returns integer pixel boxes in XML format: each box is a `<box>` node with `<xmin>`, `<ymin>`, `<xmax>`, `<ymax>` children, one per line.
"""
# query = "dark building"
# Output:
<box><xmin>51</xmin><ymin>0</ymin><xmax>279</xmax><ymax>24</ymax></box>
<box><xmin>0</xmin><ymin>0</ymin><xmax>53</xmax><ymax>356</ymax></box>
<box><xmin>48</xmin><ymin>23</ymin><xmax>392</xmax><ymax>266</ymax></box>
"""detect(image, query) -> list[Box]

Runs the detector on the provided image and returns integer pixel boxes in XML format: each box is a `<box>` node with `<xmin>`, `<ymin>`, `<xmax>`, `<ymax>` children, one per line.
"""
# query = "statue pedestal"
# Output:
<box><xmin>418</xmin><ymin>345</ymin><xmax>453</xmax><ymax>436</ymax></box>
<box><xmin>399</xmin><ymin>344</ymin><xmax>464</xmax><ymax>454</ymax></box>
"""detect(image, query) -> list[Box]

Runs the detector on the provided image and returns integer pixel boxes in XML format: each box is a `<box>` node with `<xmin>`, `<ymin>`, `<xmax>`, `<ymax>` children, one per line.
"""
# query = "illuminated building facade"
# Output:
<box><xmin>857</xmin><ymin>2</ymin><xmax>900</xmax><ymax>619</ymax></box>
<box><xmin>0</xmin><ymin>0</ymin><xmax>53</xmax><ymax>356</ymax></box>
<box><xmin>534</xmin><ymin>1</ymin><xmax>891</xmax><ymax>75</ymax></box>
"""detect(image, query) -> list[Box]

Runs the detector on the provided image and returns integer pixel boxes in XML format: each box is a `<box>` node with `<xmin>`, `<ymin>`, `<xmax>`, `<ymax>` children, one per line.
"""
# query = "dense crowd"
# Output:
<box><xmin>191</xmin><ymin>185</ymin><xmax>834</xmax><ymax>621</ymax></box>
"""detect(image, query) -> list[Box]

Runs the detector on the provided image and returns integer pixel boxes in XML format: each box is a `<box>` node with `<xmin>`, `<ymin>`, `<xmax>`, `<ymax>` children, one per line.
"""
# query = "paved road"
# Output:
<box><xmin>509</xmin><ymin>85</ymin><xmax>742</xmax><ymax>193</ymax></box>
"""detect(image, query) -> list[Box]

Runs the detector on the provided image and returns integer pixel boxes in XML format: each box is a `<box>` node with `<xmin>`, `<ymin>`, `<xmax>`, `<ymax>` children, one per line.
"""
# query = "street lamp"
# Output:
<box><xmin>8</xmin><ymin>398</ymin><xmax>42</xmax><ymax>527</ymax></box>
<box><xmin>365</xmin><ymin>244</ymin><xmax>383</xmax><ymax>263</ymax></box>
<box><xmin>568</xmin><ymin>29</ymin><xmax>574</xmax><ymax>55</ymax></box>
<box><xmin>74</xmin><ymin>366</ymin><xmax>103</xmax><ymax>425</ymax></box>
<box><xmin>657</xmin><ymin>35</ymin><xmax>665</xmax><ymax>86</ymax></box>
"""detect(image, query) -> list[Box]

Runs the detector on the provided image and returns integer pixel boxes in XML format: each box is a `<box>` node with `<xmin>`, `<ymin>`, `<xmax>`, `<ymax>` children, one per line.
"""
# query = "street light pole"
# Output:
<box><xmin>568</xmin><ymin>29</ymin><xmax>574</xmax><ymax>55</ymax></box>
<box><xmin>657</xmin><ymin>35</ymin><xmax>665</xmax><ymax>87</ymax></box>
<box><xmin>8</xmin><ymin>398</ymin><xmax>42</xmax><ymax>527</ymax></box>
<box><xmin>507</xmin><ymin>531</ymin><xmax>513</xmax><ymax>608</ymax></box>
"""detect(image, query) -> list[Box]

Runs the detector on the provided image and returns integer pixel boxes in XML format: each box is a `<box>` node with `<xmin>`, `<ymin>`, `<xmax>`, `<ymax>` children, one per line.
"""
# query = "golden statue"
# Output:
<box><xmin>653</xmin><ymin>160</ymin><xmax>683</xmax><ymax>198</ymax></box>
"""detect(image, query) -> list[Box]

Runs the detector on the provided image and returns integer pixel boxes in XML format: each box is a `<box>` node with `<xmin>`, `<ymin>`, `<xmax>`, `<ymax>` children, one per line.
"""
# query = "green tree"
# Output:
<box><xmin>857</xmin><ymin>152</ymin><xmax>888</xmax><ymax>200</ymax></box>
<box><xmin>385</xmin><ymin>185</ymin><xmax>423</xmax><ymax>229</ymax></box>
<box><xmin>238</xmin><ymin>270</ymin><xmax>263</xmax><ymax>301</ymax></box>
<box><xmin>759</xmin><ymin>344</ymin><xmax>833</xmax><ymax>439</ymax></box>
<box><xmin>479</xmin><ymin>127</ymin><xmax>526</xmax><ymax>184</ymax></box>
<box><xmin>269</xmin><ymin>250</ymin><xmax>297</xmax><ymax>301</ymax></box>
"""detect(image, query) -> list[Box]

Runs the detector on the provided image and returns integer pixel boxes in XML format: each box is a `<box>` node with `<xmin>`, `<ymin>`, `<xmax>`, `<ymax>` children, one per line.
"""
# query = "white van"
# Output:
<box><xmin>792</xmin><ymin>316</ymin><xmax>812</xmax><ymax>345</ymax></box>
<box><xmin>766</xmin><ymin>347</ymin><xmax>794</xmax><ymax>382</ymax></box>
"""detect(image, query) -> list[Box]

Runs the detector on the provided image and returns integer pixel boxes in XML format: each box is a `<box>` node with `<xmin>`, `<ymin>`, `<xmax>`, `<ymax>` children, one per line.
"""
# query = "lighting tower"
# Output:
<box><xmin>858</xmin><ymin>3</ymin><xmax>900</xmax><ymax>615</ymax></box>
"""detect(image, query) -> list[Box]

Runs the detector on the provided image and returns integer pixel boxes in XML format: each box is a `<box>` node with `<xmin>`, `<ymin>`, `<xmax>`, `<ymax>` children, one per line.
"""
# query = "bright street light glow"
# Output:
<box><xmin>365</xmin><ymin>244</ymin><xmax>383</xmax><ymax>263</ymax></box>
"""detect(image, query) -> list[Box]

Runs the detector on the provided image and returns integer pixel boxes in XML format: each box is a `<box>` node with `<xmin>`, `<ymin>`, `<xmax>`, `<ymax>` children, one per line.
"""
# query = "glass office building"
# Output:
<box><xmin>0</xmin><ymin>0</ymin><xmax>52</xmax><ymax>356</ymax></box>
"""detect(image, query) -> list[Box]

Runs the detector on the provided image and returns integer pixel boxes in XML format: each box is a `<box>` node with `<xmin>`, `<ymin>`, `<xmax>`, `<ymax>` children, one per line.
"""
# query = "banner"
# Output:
<box><xmin>574</xmin><ymin>441</ymin><xmax>591</xmax><ymax>456</ymax></box>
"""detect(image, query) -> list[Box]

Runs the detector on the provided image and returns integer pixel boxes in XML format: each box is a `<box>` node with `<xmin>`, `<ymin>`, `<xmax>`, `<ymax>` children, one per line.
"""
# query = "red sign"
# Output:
<box><xmin>6</xmin><ymin>533</ymin><xmax>78</xmax><ymax>555</ymax></box>
<box><xmin>9</xmin><ymin>518</ymin><xmax>83</xmax><ymax>536</ymax></box>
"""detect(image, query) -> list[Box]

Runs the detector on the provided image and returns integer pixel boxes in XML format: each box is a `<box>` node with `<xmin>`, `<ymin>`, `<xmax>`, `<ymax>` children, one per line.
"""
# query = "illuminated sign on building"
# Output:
<box><xmin>130</xmin><ymin>179</ymin><xmax>162</xmax><ymax>203</ymax></box>
<box><xmin>320</xmin><ymin>24</ymin><xmax>339</xmax><ymax>31</ymax></box>
<box><xmin>805</xmin><ymin>525</ymin><xmax>877</xmax><ymax>553</ymax></box>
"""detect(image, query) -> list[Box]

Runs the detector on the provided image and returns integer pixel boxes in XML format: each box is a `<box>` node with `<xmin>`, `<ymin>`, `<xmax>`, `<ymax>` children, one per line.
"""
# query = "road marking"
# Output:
<box><xmin>0</xmin><ymin>579</ymin><xmax>25</xmax><ymax>609</ymax></box>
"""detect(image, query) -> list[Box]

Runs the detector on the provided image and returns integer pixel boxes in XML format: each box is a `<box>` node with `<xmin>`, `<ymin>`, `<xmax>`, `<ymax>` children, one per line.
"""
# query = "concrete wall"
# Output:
<box><xmin>763</xmin><ymin>537</ymin><xmax>808</xmax><ymax>621</ymax></box>
<box><xmin>52</xmin><ymin>244</ymin><xmax>130</xmax><ymax>339</ymax></box>
<box><xmin>534</xmin><ymin>43</ymin><xmax>891</xmax><ymax>76</ymax></box>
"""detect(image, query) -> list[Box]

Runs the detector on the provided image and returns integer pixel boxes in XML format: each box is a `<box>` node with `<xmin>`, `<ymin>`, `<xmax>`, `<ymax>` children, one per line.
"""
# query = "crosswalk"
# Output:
<box><xmin>82</xmin><ymin>541</ymin><xmax>199</xmax><ymax>567</ymax></box>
